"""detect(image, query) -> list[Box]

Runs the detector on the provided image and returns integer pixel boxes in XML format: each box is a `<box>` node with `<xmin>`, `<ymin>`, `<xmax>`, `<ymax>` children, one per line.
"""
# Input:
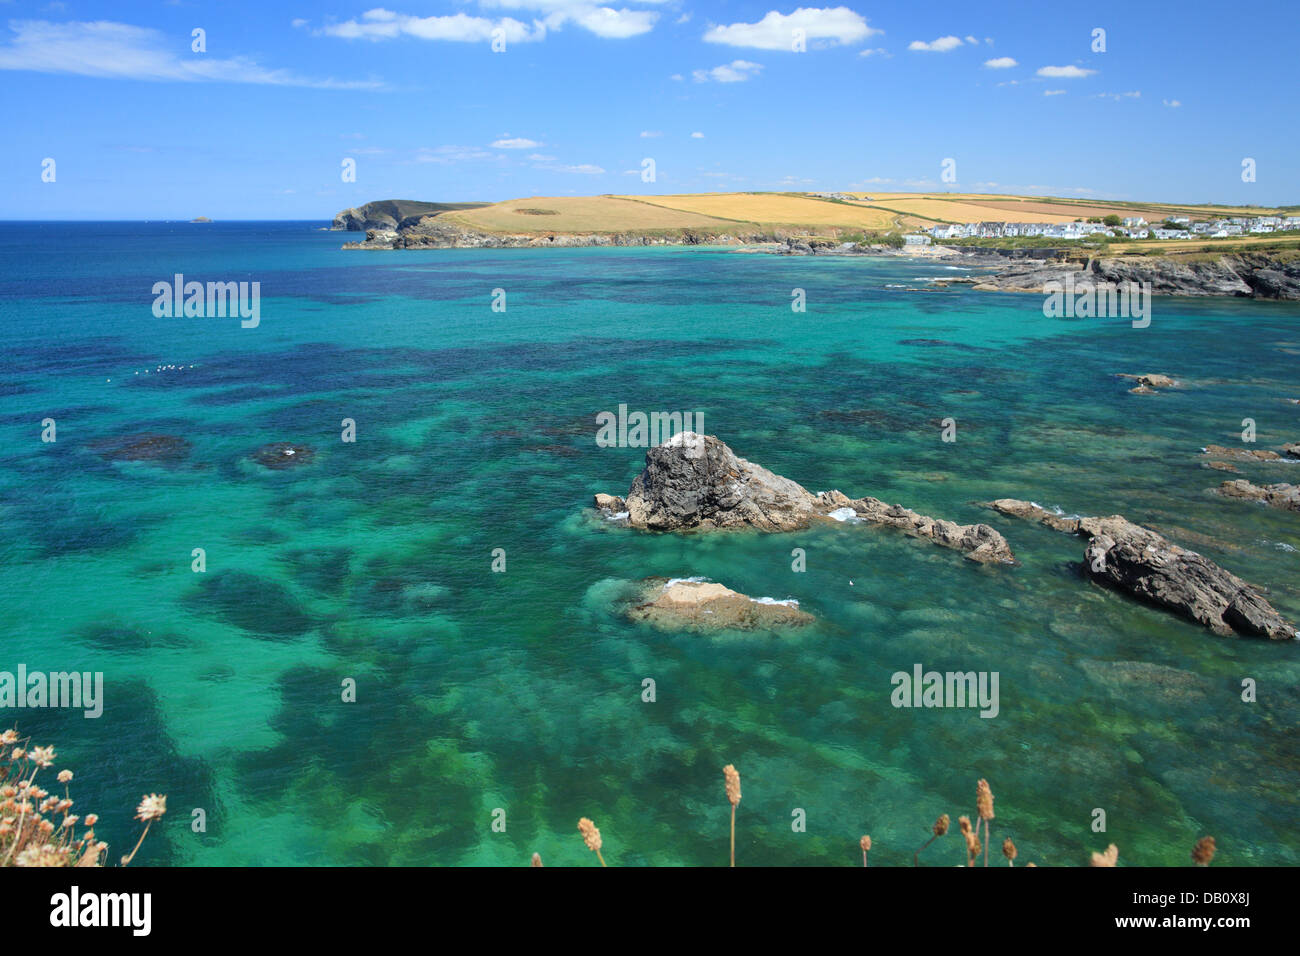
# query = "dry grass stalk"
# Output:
<box><xmin>530</xmin><ymin>852</ymin><xmax>543</xmax><ymax>867</ymax></box>
<box><xmin>723</xmin><ymin>764</ymin><xmax>741</xmax><ymax>867</ymax></box>
<box><xmin>1191</xmin><ymin>836</ymin><xmax>1216</xmax><ymax>866</ymax></box>
<box><xmin>914</xmin><ymin>813</ymin><xmax>949</xmax><ymax>866</ymax></box>
<box><xmin>975</xmin><ymin>779</ymin><xmax>994</xmax><ymax>867</ymax></box>
<box><xmin>577</xmin><ymin>817</ymin><xmax>606</xmax><ymax>866</ymax></box>
<box><xmin>859</xmin><ymin>834</ymin><xmax>871</xmax><ymax>867</ymax></box>
<box><xmin>1002</xmin><ymin>837</ymin><xmax>1017</xmax><ymax>866</ymax></box>
<box><xmin>1089</xmin><ymin>843</ymin><xmax>1119</xmax><ymax>867</ymax></box>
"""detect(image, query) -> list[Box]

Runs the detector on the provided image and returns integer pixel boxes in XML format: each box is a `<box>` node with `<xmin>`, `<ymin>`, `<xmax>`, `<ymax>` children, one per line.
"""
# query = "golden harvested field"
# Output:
<box><xmin>617</xmin><ymin>193</ymin><xmax>902</xmax><ymax>230</ymax></box>
<box><xmin>442</xmin><ymin>196</ymin><xmax>739</xmax><ymax>234</ymax></box>
<box><xmin>1109</xmin><ymin>235</ymin><xmax>1300</xmax><ymax>254</ymax></box>
<box><xmin>864</xmin><ymin>198</ymin><xmax>1079</xmax><ymax>223</ymax></box>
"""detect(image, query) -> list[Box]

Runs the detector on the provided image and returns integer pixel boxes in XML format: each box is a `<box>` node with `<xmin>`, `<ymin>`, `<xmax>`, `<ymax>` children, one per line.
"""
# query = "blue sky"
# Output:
<box><xmin>1</xmin><ymin>0</ymin><xmax>1297</xmax><ymax>219</ymax></box>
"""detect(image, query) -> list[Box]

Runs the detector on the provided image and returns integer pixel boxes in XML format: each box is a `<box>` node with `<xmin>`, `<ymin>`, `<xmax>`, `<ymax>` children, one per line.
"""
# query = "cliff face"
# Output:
<box><xmin>330</xmin><ymin>200</ymin><xmax>489</xmax><ymax>232</ymax></box>
<box><xmin>973</xmin><ymin>251</ymin><xmax>1300</xmax><ymax>299</ymax></box>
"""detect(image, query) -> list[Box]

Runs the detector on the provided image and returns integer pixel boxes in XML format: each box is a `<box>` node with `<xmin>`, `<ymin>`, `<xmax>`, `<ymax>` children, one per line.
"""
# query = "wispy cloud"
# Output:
<box><xmin>639</xmin><ymin>130</ymin><xmax>663</xmax><ymax>138</ymax></box>
<box><xmin>1043</xmin><ymin>89</ymin><xmax>1065</xmax><ymax>96</ymax></box>
<box><xmin>0</xmin><ymin>19</ymin><xmax>383</xmax><ymax>87</ymax></box>
<box><xmin>491</xmin><ymin>137</ymin><xmax>542</xmax><ymax>149</ymax></box>
<box><xmin>314</xmin><ymin>2</ymin><xmax>661</xmax><ymax>43</ymax></box>
<box><xmin>1036</xmin><ymin>64</ymin><xmax>1096</xmax><ymax>78</ymax></box>
<box><xmin>983</xmin><ymin>56</ymin><xmax>1017</xmax><ymax>68</ymax></box>
<box><xmin>704</xmin><ymin>7</ymin><xmax>879</xmax><ymax>50</ymax></box>
<box><xmin>1162</xmin><ymin>98</ymin><xmax>1181</xmax><ymax>108</ymax></box>
<box><xmin>693</xmin><ymin>59</ymin><xmax>762</xmax><ymax>83</ymax></box>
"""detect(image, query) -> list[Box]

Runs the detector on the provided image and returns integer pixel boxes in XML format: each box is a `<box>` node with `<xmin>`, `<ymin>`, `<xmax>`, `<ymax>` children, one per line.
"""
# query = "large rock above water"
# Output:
<box><xmin>986</xmin><ymin>499</ymin><xmax>1298</xmax><ymax>640</ymax></box>
<box><xmin>596</xmin><ymin>433</ymin><xmax>1014</xmax><ymax>563</ymax></box>
<box><xmin>1217</xmin><ymin>479</ymin><xmax>1300</xmax><ymax>512</ymax></box>
<box><xmin>625</xmin><ymin>578</ymin><xmax>814</xmax><ymax>632</ymax></box>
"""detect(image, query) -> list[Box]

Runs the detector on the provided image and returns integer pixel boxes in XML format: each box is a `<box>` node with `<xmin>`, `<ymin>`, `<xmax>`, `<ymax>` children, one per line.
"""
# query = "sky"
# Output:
<box><xmin>1</xmin><ymin>0</ymin><xmax>1297</xmax><ymax>219</ymax></box>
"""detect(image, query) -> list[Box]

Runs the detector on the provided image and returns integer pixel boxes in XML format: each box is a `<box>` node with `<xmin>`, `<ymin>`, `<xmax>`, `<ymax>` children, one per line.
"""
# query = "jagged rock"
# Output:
<box><xmin>595</xmin><ymin>433</ymin><xmax>1014</xmax><ymax>563</ymax></box>
<box><xmin>1217</xmin><ymin>479</ymin><xmax>1300</xmax><ymax>512</ymax></box>
<box><xmin>624</xmin><ymin>578</ymin><xmax>813</xmax><ymax>632</ymax></box>
<box><xmin>593</xmin><ymin>493</ymin><xmax>626</xmax><ymax>512</ymax></box>
<box><xmin>973</xmin><ymin>252</ymin><xmax>1300</xmax><ymax>300</ymax></box>
<box><xmin>985</xmin><ymin>498</ymin><xmax>1080</xmax><ymax>533</ymax></box>
<box><xmin>1284</xmin><ymin>443</ymin><xmax>1300</xmax><ymax>459</ymax></box>
<box><xmin>1202</xmin><ymin>444</ymin><xmax>1281</xmax><ymax>462</ymax></box>
<box><xmin>985</xmin><ymin>499</ymin><xmax>1297</xmax><ymax>639</ymax></box>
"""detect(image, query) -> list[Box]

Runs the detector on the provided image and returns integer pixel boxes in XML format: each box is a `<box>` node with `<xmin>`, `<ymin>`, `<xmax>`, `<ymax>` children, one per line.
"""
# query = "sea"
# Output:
<box><xmin>0</xmin><ymin>221</ymin><xmax>1296</xmax><ymax>866</ymax></box>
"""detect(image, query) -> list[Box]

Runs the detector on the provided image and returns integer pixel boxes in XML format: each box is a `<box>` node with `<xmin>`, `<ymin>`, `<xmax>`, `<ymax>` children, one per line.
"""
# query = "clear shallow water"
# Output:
<box><xmin>1</xmin><ymin>222</ymin><xmax>1297</xmax><ymax>866</ymax></box>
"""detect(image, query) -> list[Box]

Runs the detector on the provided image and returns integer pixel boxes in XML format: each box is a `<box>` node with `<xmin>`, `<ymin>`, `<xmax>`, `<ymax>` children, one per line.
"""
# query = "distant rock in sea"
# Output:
<box><xmin>191</xmin><ymin>216</ymin><xmax>212</xmax><ymax>223</ymax></box>
<box><xmin>1201</xmin><ymin>444</ymin><xmax>1281</xmax><ymax>462</ymax></box>
<box><xmin>594</xmin><ymin>433</ymin><xmax>1014</xmax><ymax>563</ymax></box>
<box><xmin>1217</xmin><ymin>479</ymin><xmax>1300</xmax><ymax>512</ymax></box>
<box><xmin>93</xmin><ymin>433</ymin><xmax>192</xmax><ymax>464</ymax></box>
<box><xmin>624</xmin><ymin>577</ymin><xmax>814</xmax><ymax>632</ymax></box>
<box><xmin>985</xmin><ymin>499</ymin><xmax>1297</xmax><ymax>639</ymax></box>
<box><xmin>251</xmin><ymin>442</ymin><xmax>314</xmax><ymax>470</ymax></box>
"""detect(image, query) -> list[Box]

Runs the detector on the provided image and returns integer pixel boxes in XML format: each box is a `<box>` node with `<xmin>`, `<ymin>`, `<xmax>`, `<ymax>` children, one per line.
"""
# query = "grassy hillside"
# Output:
<box><xmin>441</xmin><ymin>196</ymin><xmax>744</xmax><ymax>234</ymax></box>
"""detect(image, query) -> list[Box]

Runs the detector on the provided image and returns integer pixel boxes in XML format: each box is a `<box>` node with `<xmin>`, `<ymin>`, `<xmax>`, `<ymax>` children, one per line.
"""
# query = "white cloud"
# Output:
<box><xmin>983</xmin><ymin>56</ymin><xmax>1017</xmax><ymax>68</ymax></box>
<box><xmin>316</xmin><ymin>3</ymin><xmax>662</xmax><ymax>43</ymax></box>
<box><xmin>669</xmin><ymin>72</ymin><xmax>683</xmax><ymax>81</ymax></box>
<box><xmin>703</xmin><ymin>7</ymin><xmax>879</xmax><ymax>50</ymax></box>
<box><xmin>690</xmin><ymin>131</ymin><xmax>704</xmax><ymax>138</ymax></box>
<box><xmin>693</xmin><ymin>59</ymin><xmax>762</xmax><ymax>83</ymax></box>
<box><xmin>909</xmin><ymin>35</ymin><xmax>963</xmax><ymax>52</ymax></box>
<box><xmin>858</xmin><ymin>47</ymin><xmax>888</xmax><ymax>57</ymax></box>
<box><xmin>1043</xmin><ymin>89</ymin><xmax>1065</xmax><ymax>96</ymax></box>
<box><xmin>1162</xmin><ymin>98</ymin><xmax>1181</xmax><ymax>108</ymax></box>
<box><xmin>527</xmin><ymin>153</ymin><xmax>556</xmax><ymax>160</ymax></box>
<box><xmin>1096</xmin><ymin>90</ymin><xmax>1140</xmax><ymax>101</ymax></box>
<box><xmin>640</xmin><ymin>130</ymin><xmax>662</xmax><ymax>138</ymax></box>
<box><xmin>413</xmin><ymin>145</ymin><xmax>498</xmax><ymax>164</ymax></box>
<box><xmin>964</xmin><ymin>35</ymin><xmax>977</xmax><ymax>44</ymax></box>
<box><xmin>1036</xmin><ymin>64</ymin><xmax>1096</xmax><ymax>78</ymax></box>
<box><xmin>0</xmin><ymin>19</ymin><xmax>383</xmax><ymax>87</ymax></box>
<box><xmin>491</xmin><ymin>137</ymin><xmax>542</xmax><ymax>148</ymax></box>
<box><xmin>320</xmin><ymin>9</ymin><xmax>543</xmax><ymax>43</ymax></box>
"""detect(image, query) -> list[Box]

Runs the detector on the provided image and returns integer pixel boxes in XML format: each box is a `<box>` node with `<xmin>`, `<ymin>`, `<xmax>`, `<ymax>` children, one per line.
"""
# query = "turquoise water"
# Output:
<box><xmin>1</xmin><ymin>222</ymin><xmax>1297</xmax><ymax>867</ymax></box>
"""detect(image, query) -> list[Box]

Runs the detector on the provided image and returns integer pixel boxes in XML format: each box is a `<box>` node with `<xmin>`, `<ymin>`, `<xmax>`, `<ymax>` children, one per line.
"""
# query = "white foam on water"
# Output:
<box><xmin>663</xmin><ymin>575</ymin><xmax>709</xmax><ymax>589</ymax></box>
<box><xmin>751</xmin><ymin>596</ymin><xmax>800</xmax><ymax>607</ymax></box>
<box><xmin>827</xmin><ymin>507</ymin><xmax>861</xmax><ymax>522</ymax></box>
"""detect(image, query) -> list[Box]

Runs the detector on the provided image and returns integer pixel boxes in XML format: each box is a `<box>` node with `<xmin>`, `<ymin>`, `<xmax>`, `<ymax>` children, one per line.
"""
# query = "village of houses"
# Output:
<box><xmin>916</xmin><ymin>213</ymin><xmax>1300</xmax><ymax>244</ymax></box>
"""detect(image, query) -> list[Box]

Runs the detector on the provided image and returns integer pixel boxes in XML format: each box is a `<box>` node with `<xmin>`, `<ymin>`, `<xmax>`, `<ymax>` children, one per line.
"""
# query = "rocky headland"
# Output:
<box><xmin>595</xmin><ymin>433</ymin><xmax>1014</xmax><ymax>564</ymax></box>
<box><xmin>985</xmin><ymin>499</ymin><xmax>1297</xmax><ymax>640</ymax></box>
<box><xmin>968</xmin><ymin>251</ymin><xmax>1300</xmax><ymax>300</ymax></box>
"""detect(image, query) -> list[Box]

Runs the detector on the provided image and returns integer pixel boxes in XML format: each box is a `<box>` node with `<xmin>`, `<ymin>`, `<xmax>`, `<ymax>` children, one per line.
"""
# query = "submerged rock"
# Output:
<box><xmin>94</xmin><ymin>433</ymin><xmax>192</xmax><ymax>464</ymax></box>
<box><xmin>625</xmin><ymin>578</ymin><xmax>813</xmax><ymax>632</ymax></box>
<box><xmin>252</xmin><ymin>442</ymin><xmax>314</xmax><ymax>469</ymax></box>
<box><xmin>595</xmin><ymin>433</ymin><xmax>1014</xmax><ymax>563</ymax></box>
<box><xmin>1217</xmin><ymin>479</ymin><xmax>1300</xmax><ymax>512</ymax></box>
<box><xmin>986</xmin><ymin>499</ymin><xmax>1297</xmax><ymax>640</ymax></box>
<box><xmin>1202</xmin><ymin>444</ymin><xmax>1281</xmax><ymax>462</ymax></box>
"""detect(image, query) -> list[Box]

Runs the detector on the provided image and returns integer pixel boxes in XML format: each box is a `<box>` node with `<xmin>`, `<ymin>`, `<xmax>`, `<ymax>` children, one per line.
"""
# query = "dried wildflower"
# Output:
<box><xmin>860</xmin><ymin>834</ymin><xmax>871</xmax><ymax>867</ymax></box>
<box><xmin>30</xmin><ymin>746</ymin><xmax>55</xmax><ymax>768</ymax></box>
<box><xmin>723</xmin><ymin>765</ymin><xmax>741</xmax><ymax>807</ymax></box>
<box><xmin>57</xmin><ymin>770</ymin><xmax>73</xmax><ymax>784</ymax></box>
<box><xmin>1002</xmin><ymin>838</ymin><xmax>1017</xmax><ymax>865</ymax></box>
<box><xmin>976</xmin><ymin>779</ymin><xmax>994</xmax><ymax>821</ymax></box>
<box><xmin>15</xmin><ymin>844</ymin><xmax>68</xmax><ymax>867</ymax></box>
<box><xmin>530</xmin><ymin>852</ymin><xmax>543</xmax><ymax>867</ymax></box>
<box><xmin>934</xmin><ymin>814</ymin><xmax>950</xmax><ymax>837</ymax></box>
<box><xmin>577</xmin><ymin>817</ymin><xmax>607</xmax><ymax>866</ymax></box>
<box><xmin>1191</xmin><ymin>836</ymin><xmax>1216</xmax><ymax>866</ymax></box>
<box><xmin>958</xmin><ymin>815</ymin><xmax>972</xmax><ymax>836</ymax></box>
<box><xmin>134</xmin><ymin>793</ymin><xmax>167</xmax><ymax>822</ymax></box>
<box><xmin>84</xmin><ymin>814</ymin><xmax>98</xmax><ymax>827</ymax></box>
<box><xmin>1089</xmin><ymin>843</ymin><xmax>1119</xmax><ymax>867</ymax></box>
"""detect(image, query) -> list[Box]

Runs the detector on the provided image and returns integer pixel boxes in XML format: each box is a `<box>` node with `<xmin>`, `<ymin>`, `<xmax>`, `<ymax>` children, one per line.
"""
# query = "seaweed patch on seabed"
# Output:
<box><xmin>187</xmin><ymin>569</ymin><xmax>319</xmax><ymax>640</ymax></box>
